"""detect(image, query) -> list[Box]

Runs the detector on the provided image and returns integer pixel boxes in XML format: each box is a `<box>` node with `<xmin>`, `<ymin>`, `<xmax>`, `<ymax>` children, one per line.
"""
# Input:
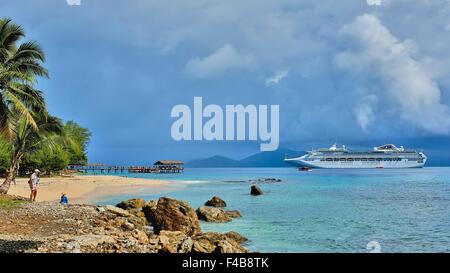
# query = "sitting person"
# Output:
<box><xmin>60</xmin><ymin>193</ymin><xmax>68</xmax><ymax>205</ymax></box>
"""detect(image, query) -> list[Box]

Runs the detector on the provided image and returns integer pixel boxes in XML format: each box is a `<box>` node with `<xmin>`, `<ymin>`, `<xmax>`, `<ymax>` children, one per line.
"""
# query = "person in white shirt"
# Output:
<box><xmin>28</xmin><ymin>169</ymin><xmax>40</xmax><ymax>202</ymax></box>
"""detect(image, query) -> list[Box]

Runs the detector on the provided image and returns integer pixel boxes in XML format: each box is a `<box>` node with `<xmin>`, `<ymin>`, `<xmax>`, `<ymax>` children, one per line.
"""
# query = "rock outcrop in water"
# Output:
<box><xmin>249</xmin><ymin>178</ymin><xmax>282</xmax><ymax>183</ymax></box>
<box><xmin>150</xmin><ymin>197</ymin><xmax>201</xmax><ymax>236</ymax></box>
<box><xmin>204</xmin><ymin>196</ymin><xmax>227</xmax><ymax>207</ymax></box>
<box><xmin>196</xmin><ymin>206</ymin><xmax>232</xmax><ymax>223</ymax></box>
<box><xmin>251</xmin><ymin>185</ymin><xmax>264</xmax><ymax>195</ymax></box>
<box><xmin>198</xmin><ymin>197</ymin><xmax>242</xmax><ymax>222</ymax></box>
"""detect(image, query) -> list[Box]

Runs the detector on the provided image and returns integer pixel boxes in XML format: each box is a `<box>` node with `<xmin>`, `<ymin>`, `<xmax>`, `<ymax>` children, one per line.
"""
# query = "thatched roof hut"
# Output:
<box><xmin>153</xmin><ymin>160</ymin><xmax>184</xmax><ymax>166</ymax></box>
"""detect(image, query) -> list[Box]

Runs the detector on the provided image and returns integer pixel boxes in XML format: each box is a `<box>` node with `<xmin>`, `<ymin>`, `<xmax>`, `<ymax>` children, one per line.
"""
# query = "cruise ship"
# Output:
<box><xmin>284</xmin><ymin>144</ymin><xmax>427</xmax><ymax>169</ymax></box>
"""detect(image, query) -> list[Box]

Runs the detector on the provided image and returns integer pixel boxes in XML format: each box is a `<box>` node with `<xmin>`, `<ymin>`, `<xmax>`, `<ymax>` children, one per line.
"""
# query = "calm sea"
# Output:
<box><xmin>95</xmin><ymin>167</ymin><xmax>450</xmax><ymax>253</ymax></box>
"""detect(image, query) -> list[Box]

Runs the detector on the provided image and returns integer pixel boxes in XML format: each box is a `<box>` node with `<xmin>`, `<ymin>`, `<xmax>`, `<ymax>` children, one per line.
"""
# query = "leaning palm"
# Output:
<box><xmin>0</xmin><ymin>113</ymin><xmax>62</xmax><ymax>194</ymax></box>
<box><xmin>0</xmin><ymin>18</ymin><xmax>48</xmax><ymax>138</ymax></box>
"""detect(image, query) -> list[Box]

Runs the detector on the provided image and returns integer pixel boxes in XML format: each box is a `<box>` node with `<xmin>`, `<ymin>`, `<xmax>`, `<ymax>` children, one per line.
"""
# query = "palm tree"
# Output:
<box><xmin>0</xmin><ymin>18</ymin><xmax>48</xmax><ymax>138</ymax></box>
<box><xmin>0</xmin><ymin>114</ymin><xmax>62</xmax><ymax>194</ymax></box>
<box><xmin>0</xmin><ymin>18</ymin><xmax>50</xmax><ymax>194</ymax></box>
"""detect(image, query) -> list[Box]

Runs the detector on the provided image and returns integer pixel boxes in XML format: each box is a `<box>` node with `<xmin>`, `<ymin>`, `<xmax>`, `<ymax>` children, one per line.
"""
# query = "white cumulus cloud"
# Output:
<box><xmin>184</xmin><ymin>44</ymin><xmax>254</xmax><ymax>79</ymax></box>
<box><xmin>336</xmin><ymin>14</ymin><xmax>450</xmax><ymax>134</ymax></box>
<box><xmin>265</xmin><ymin>70</ymin><xmax>289</xmax><ymax>86</ymax></box>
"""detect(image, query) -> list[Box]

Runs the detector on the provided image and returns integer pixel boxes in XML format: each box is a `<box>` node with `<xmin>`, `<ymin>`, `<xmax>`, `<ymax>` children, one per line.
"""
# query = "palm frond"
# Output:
<box><xmin>8</xmin><ymin>41</ymin><xmax>46</xmax><ymax>62</ymax></box>
<box><xmin>3</xmin><ymin>90</ymin><xmax>38</xmax><ymax>131</ymax></box>
<box><xmin>0</xmin><ymin>18</ymin><xmax>25</xmax><ymax>53</ymax></box>
<box><xmin>7</xmin><ymin>83</ymin><xmax>46</xmax><ymax>113</ymax></box>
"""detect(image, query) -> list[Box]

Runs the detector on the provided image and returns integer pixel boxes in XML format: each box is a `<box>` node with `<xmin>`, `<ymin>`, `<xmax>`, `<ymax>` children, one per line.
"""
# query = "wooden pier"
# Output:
<box><xmin>67</xmin><ymin>161</ymin><xmax>184</xmax><ymax>174</ymax></box>
<box><xmin>128</xmin><ymin>161</ymin><xmax>184</xmax><ymax>174</ymax></box>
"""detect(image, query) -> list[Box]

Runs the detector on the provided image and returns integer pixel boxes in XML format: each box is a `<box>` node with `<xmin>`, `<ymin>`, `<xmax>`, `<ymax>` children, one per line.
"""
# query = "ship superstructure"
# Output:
<box><xmin>284</xmin><ymin>144</ymin><xmax>426</xmax><ymax>169</ymax></box>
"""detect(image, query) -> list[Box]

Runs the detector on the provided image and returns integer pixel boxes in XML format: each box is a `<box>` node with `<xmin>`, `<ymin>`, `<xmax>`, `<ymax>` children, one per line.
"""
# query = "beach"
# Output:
<box><xmin>7</xmin><ymin>175</ymin><xmax>171</xmax><ymax>203</ymax></box>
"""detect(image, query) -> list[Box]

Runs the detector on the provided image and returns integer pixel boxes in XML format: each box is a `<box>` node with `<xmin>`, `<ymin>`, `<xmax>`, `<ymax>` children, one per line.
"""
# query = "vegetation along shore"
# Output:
<box><xmin>0</xmin><ymin>17</ymin><xmax>90</xmax><ymax>194</ymax></box>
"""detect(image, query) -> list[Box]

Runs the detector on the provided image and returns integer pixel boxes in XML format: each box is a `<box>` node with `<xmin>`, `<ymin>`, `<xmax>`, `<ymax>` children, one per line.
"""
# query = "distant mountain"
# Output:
<box><xmin>186</xmin><ymin>148</ymin><xmax>305</xmax><ymax>168</ymax></box>
<box><xmin>186</xmin><ymin>155</ymin><xmax>240</xmax><ymax>168</ymax></box>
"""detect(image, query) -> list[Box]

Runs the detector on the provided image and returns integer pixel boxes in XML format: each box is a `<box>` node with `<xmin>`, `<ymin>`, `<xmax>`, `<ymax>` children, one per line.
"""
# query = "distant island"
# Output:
<box><xmin>186</xmin><ymin>148</ymin><xmax>305</xmax><ymax>168</ymax></box>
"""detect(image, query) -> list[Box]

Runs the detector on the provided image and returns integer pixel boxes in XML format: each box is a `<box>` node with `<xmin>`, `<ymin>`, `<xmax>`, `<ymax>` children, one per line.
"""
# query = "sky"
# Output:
<box><xmin>1</xmin><ymin>0</ymin><xmax>450</xmax><ymax>164</ymax></box>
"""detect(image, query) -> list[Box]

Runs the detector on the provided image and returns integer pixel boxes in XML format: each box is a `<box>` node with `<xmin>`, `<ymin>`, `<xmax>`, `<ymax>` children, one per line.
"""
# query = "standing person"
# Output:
<box><xmin>28</xmin><ymin>169</ymin><xmax>40</xmax><ymax>202</ymax></box>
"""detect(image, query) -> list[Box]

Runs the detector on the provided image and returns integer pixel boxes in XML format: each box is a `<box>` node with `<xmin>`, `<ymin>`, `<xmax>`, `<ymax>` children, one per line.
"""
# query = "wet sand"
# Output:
<box><xmin>7</xmin><ymin>175</ymin><xmax>171</xmax><ymax>203</ymax></box>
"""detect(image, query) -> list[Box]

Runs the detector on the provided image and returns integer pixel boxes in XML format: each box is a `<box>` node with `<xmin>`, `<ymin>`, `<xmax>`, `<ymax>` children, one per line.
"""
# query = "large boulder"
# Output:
<box><xmin>196</xmin><ymin>206</ymin><xmax>232</xmax><ymax>223</ymax></box>
<box><xmin>250</xmin><ymin>185</ymin><xmax>263</xmax><ymax>195</ymax></box>
<box><xmin>151</xmin><ymin>197</ymin><xmax>201</xmax><ymax>236</ymax></box>
<box><xmin>192</xmin><ymin>232</ymin><xmax>247</xmax><ymax>253</ymax></box>
<box><xmin>116</xmin><ymin>198</ymin><xmax>145</xmax><ymax>210</ymax></box>
<box><xmin>204</xmin><ymin>196</ymin><xmax>227</xmax><ymax>207</ymax></box>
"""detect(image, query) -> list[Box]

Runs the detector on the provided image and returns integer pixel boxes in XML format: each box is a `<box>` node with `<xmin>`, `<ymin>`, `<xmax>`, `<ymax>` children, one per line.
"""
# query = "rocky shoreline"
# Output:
<box><xmin>0</xmin><ymin>195</ymin><xmax>248</xmax><ymax>253</ymax></box>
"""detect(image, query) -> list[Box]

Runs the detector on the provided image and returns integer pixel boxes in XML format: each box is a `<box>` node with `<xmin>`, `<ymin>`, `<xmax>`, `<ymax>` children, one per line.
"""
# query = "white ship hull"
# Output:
<box><xmin>284</xmin><ymin>144</ymin><xmax>427</xmax><ymax>169</ymax></box>
<box><xmin>284</xmin><ymin>158</ymin><xmax>426</xmax><ymax>169</ymax></box>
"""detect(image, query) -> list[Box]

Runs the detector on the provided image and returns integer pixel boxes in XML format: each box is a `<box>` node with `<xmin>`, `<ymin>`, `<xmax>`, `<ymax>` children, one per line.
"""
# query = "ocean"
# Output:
<box><xmin>95</xmin><ymin>167</ymin><xmax>450</xmax><ymax>253</ymax></box>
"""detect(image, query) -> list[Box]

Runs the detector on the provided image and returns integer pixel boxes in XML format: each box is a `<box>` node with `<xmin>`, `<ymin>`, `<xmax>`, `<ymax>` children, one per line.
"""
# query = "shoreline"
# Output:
<box><xmin>7</xmin><ymin>175</ymin><xmax>174</xmax><ymax>204</ymax></box>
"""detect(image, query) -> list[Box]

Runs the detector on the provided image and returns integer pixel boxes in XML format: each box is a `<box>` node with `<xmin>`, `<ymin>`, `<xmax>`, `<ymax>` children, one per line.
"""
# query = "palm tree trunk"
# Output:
<box><xmin>0</xmin><ymin>154</ymin><xmax>22</xmax><ymax>194</ymax></box>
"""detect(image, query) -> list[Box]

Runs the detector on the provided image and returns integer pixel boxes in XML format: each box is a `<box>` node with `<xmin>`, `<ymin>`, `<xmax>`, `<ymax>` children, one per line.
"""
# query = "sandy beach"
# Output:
<box><xmin>7</xmin><ymin>175</ymin><xmax>171</xmax><ymax>203</ymax></box>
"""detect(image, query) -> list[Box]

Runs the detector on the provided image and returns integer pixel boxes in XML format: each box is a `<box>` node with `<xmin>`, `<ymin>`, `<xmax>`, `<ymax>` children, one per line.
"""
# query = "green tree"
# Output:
<box><xmin>0</xmin><ymin>114</ymin><xmax>62</xmax><ymax>194</ymax></box>
<box><xmin>20</xmin><ymin>144</ymin><xmax>70</xmax><ymax>175</ymax></box>
<box><xmin>0</xmin><ymin>18</ymin><xmax>48</xmax><ymax>138</ymax></box>
<box><xmin>61</xmin><ymin>121</ymin><xmax>91</xmax><ymax>165</ymax></box>
<box><xmin>18</xmin><ymin>121</ymin><xmax>91</xmax><ymax>174</ymax></box>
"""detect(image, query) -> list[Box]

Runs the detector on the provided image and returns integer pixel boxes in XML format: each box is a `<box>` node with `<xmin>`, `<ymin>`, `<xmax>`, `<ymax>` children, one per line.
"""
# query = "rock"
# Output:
<box><xmin>122</xmin><ymin>221</ymin><xmax>135</xmax><ymax>231</ymax></box>
<box><xmin>96</xmin><ymin>206</ymin><xmax>106</xmax><ymax>213</ymax></box>
<box><xmin>70</xmin><ymin>235</ymin><xmax>116</xmax><ymax>248</ymax></box>
<box><xmin>217</xmin><ymin>239</ymin><xmax>239</xmax><ymax>253</ymax></box>
<box><xmin>196</xmin><ymin>206</ymin><xmax>232</xmax><ymax>223</ymax></box>
<box><xmin>192</xmin><ymin>238</ymin><xmax>216</xmax><ymax>253</ymax></box>
<box><xmin>192</xmin><ymin>232</ymin><xmax>247</xmax><ymax>253</ymax></box>
<box><xmin>127</xmin><ymin>214</ymin><xmax>147</xmax><ymax>228</ymax></box>
<box><xmin>225</xmin><ymin>210</ymin><xmax>242</xmax><ymax>218</ymax></box>
<box><xmin>144</xmin><ymin>200</ymin><xmax>158</xmax><ymax>208</ymax></box>
<box><xmin>178</xmin><ymin>237</ymin><xmax>194</xmax><ymax>253</ymax></box>
<box><xmin>133</xmin><ymin>229</ymin><xmax>149</xmax><ymax>244</ymax></box>
<box><xmin>225</xmin><ymin>231</ymin><xmax>248</xmax><ymax>244</ymax></box>
<box><xmin>249</xmin><ymin>178</ymin><xmax>282</xmax><ymax>183</ymax></box>
<box><xmin>204</xmin><ymin>196</ymin><xmax>227</xmax><ymax>207</ymax></box>
<box><xmin>251</xmin><ymin>185</ymin><xmax>263</xmax><ymax>195</ymax></box>
<box><xmin>151</xmin><ymin>197</ymin><xmax>201</xmax><ymax>236</ymax></box>
<box><xmin>158</xmin><ymin>231</ymin><xmax>188</xmax><ymax>253</ymax></box>
<box><xmin>105</xmin><ymin>205</ymin><xmax>130</xmax><ymax>217</ymax></box>
<box><xmin>116</xmin><ymin>198</ymin><xmax>145</xmax><ymax>210</ymax></box>
<box><xmin>66</xmin><ymin>241</ymin><xmax>81</xmax><ymax>253</ymax></box>
<box><xmin>142</xmin><ymin>204</ymin><xmax>157</xmax><ymax>224</ymax></box>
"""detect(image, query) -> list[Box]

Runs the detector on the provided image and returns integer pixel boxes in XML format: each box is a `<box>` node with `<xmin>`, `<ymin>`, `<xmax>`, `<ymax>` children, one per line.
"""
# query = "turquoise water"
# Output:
<box><xmin>96</xmin><ymin>167</ymin><xmax>450</xmax><ymax>253</ymax></box>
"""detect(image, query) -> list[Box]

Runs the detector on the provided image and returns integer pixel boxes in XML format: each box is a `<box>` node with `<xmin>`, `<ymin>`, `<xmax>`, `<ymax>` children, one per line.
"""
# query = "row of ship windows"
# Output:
<box><xmin>317</xmin><ymin>158</ymin><xmax>419</xmax><ymax>162</ymax></box>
